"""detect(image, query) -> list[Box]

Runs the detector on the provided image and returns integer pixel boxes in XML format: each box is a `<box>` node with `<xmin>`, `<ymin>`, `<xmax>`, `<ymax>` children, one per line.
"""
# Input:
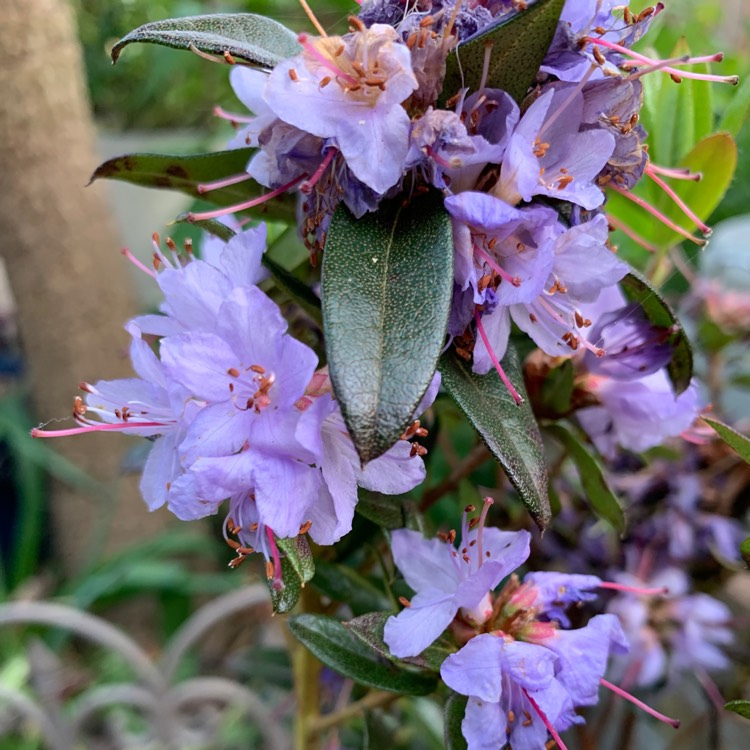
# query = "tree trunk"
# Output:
<box><xmin>0</xmin><ymin>0</ymin><xmax>173</xmax><ymax>575</ymax></box>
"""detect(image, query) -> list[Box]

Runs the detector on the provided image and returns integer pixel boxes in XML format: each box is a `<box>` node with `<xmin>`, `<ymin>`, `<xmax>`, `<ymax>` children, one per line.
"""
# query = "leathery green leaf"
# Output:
<box><xmin>90</xmin><ymin>149</ymin><xmax>297</xmax><ymax>224</ymax></box>
<box><xmin>111</xmin><ymin>13</ymin><xmax>300</xmax><ymax>68</ymax></box>
<box><xmin>444</xmin><ymin>693</ymin><xmax>469</xmax><ymax>750</ymax></box>
<box><xmin>322</xmin><ymin>191</ymin><xmax>453</xmax><ymax>463</ymax></box>
<box><xmin>619</xmin><ymin>270</ymin><xmax>693</xmax><ymax>395</ymax></box>
<box><xmin>440</xmin><ymin>0</ymin><xmax>565</xmax><ymax>104</ymax></box>
<box><xmin>287</xmin><ymin>614</ymin><xmax>438</xmax><ymax>695</ymax></box>
<box><xmin>439</xmin><ymin>346</ymin><xmax>550</xmax><ymax>530</ymax></box>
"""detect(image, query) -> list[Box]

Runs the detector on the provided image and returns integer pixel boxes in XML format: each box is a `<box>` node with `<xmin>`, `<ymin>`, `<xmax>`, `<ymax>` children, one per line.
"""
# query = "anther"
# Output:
<box><xmin>398</xmin><ymin>596</ymin><xmax>412</xmax><ymax>608</ymax></box>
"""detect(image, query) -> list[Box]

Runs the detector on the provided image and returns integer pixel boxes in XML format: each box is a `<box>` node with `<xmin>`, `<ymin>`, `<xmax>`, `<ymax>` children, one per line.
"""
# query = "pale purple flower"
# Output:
<box><xmin>384</xmin><ymin>511</ymin><xmax>531</xmax><ymax>658</ymax></box>
<box><xmin>225</xmin><ymin>66</ymin><xmax>276</xmax><ymax>149</ymax></box>
<box><xmin>265</xmin><ymin>24</ymin><xmax>418</xmax><ymax>194</ymax></box>
<box><xmin>493</xmin><ymin>85</ymin><xmax>615</xmax><ymax>210</ymax></box>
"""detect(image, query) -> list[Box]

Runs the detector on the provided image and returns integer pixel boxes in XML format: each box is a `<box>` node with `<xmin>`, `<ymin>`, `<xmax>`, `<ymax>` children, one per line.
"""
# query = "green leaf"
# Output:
<box><xmin>269</xmin><ymin>555</ymin><xmax>303</xmax><ymax>614</ymax></box>
<box><xmin>545</xmin><ymin>423</ymin><xmax>624</xmax><ymax>531</ymax></box>
<box><xmin>619</xmin><ymin>270</ymin><xmax>693</xmax><ymax>395</ymax></box>
<box><xmin>322</xmin><ymin>191</ymin><xmax>453</xmax><ymax>463</ymax></box>
<box><xmin>438</xmin><ymin>346</ymin><xmax>550</xmax><ymax>530</ymax></box>
<box><xmin>187</xmin><ymin>218</ymin><xmax>323</xmax><ymax>323</ymax></box>
<box><xmin>277</xmin><ymin>536</ymin><xmax>315</xmax><ymax>586</ymax></box>
<box><xmin>345</xmin><ymin>612</ymin><xmax>454</xmax><ymax>672</ymax></box>
<box><xmin>741</xmin><ymin>537</ymin><xmax>750</xmax><ymax>567</ymax></box>
<box><xmin>287</xmin><ymin>614</ymin><xmax>438</xmax><ymax>695</ymax></box>
<box><xmin>725</xmin><ymin>700</ymin><xmax>750</xmax><ymax>720</ymax></box>
<box><xmin>312</xmin><ymin>562</ymin><xmax>391</xmax><ymax>615</ymax></box>
<box><xmin>111</xmin><ymin>13</ymin><xmax>300</xmax><ymax>68</ymax></box>
<box><xmin>90</xmin><ymin>149</ymin><xmax>297</xmax><ymax>223</ymax></box>
<box><xmin>355</xmin><ymin>492</ymin><xmax>418</xmax><ymax>530</ymax></box>
<box><xmin>444</xmin><ymin>693</ymin><xmax>469</xmax><ymax>750</ymax></box>
<box><xmin>440</xmin><ymin>0</ymin><xmax>565</xmax><ymax>104</ymax></box>
<box><xmin>719</xmin><ymin>75</ymin><xmax>750</xmax><ymax>136</ymax></box>
<box><xmin>702</xmin><ymin>417</ymin><xmax>750</xmax><ymax>464</ymax></box>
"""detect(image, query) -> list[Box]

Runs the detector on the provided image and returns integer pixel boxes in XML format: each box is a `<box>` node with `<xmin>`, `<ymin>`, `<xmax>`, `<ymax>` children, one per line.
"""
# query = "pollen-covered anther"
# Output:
<box><xmin>227</xmin><ymin>367</ymin><xmax>240</xmax><ymax>378</ymax></box>
<box><xmin>298</xmin><ymin>520</ymin><xmax>313</xmax><ymax>535</ymax></box>
<box><xmin>557</xmin><ymin>175</ymin><xmax>574</xmax><ymax>190</ymax></box>
<box><xmin>73</xmin><ymin>396</ymin><xmax>86</xmax><ymax>417</ymax></box>
<box><xmin>533</xmin><ymin>140</ymin><xmax>550</xmax><ymax>158</ymax></box>
<box><xmin>265</xmin><ymin>560</ymin><xmax>275</xmax><ymax>580</ymax></box>
<box><xmin>398</xmin><ymin>596</ymin><xmax>412</xmax><ymax>608</ymax></box>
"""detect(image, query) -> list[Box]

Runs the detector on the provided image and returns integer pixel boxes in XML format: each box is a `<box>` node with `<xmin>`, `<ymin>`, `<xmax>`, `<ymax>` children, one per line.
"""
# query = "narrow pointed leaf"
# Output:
<box><xmin>439</xmin><ymin>0</ymin><xmax>565</xmax><ymax>104</ymax></box>
<box><xmin>545</xmin><ymin>423</ymin><xmax>625</xmax><ymax>531</ymax></box>
<box><xmin>322</xmin><ymin>192</ymin><xmax>453</xmax><ymax>463</ymax></box>
<box><xmin>111</xmin><ymin>13</ymin><xmax>300</xmax><ymax>68</ymax></box>
<box><xmin>619</xmin><ymin>270</ymin><xmax>693</xmax><ymax>395</ymax></box>
<box><xmin>702</xmin><ymin>417</ymin><xmax>750</xmax><ymax>465</ymax></box>
<box><xmin>277</xmin><ymin>536</ymin><xmax>315</xmax><ymax>585</ymax></box>
<box><xmin>269</xmin><ymin>556</ymin><xmax>303</xmax><ymax>614</ymax></box>
<box><xmin>312</xmin><ymin>563</ymin><xmax>391</xmax><ymax>615</ymax></box>
<box><xmin>287</xmin><ymin>614</ymin><xmax>438</xmax><ymax>695</ymax></box>
<box><xmin>90</xmin><ymin>149</ymin><xmax>297</xmax><ymax>223</ymax></box>
<box><xmin>438</xmin><ymin>346</ymin><xmax>550</xmax><ymax>529</ymax></box>
<box><xmin>181</xmin><ymin>218</ymin><xmax>322</xmax><ymax>323</ymax></box>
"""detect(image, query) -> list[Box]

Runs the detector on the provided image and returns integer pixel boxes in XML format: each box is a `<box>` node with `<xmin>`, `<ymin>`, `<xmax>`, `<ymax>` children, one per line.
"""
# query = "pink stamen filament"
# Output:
<box><xmin>32</xmin><ymin>421</ymin><xmax>166</xmax><ymax>438</ymax></box>
<box><xmin>425</xmin><ymin>145</ymin><xmax>460</xmax><ymax>171</ymax></box>
<box><xmin>266</xmin><ymin>527</ymin><xmax>284</xmax><ymax>591</ymax></box>
<box><xmin>625</xmin><ymin>55</ymin><xmax>690</xmax><ymax>81</ymax></box>
<box><xmin>606</xmin><ymin>214</ymin><xmax>659</xmax><ymax>253</ymax></box>
<box><xmin>186</xmin><ymin>175</ymin><xmax>305</xmax><ymax>222</ymax></box>
<box><xmin>300</xmin><ymin>148</ymin><xmax>338</xmax><ymax>193</ymax></box>
<box><xmin>474</xmin><ymin>311</ymin><xmax>524</xmax><ymax>405</ymax></box>
<box><xmin>648</xmin><ymin>163</ymin><xmax>702</xmax><ymax>181</ymax></box>
<box><xmin>197</xmin><ymin>172</ymin><xmax>253</xmax><ymax>194</ymax></box>
<box><xmin>476</xmin><ymin>496</ymin><xmax>494</xmax><ymax>568</ymax></box>
<box><xmin>297</xmin><ymin>33</ymin><xmax>358</xmax><ymax>87</ymax></box>
<box><xmin>536</xmin><ymin>297</ymin><xmax>602</xmax><ymax>356</ymax></box>
<box><xmin>213</xmin><ymin>106</ymin><xmax>256</xmax><ymax>124</ymax></box>
<box><xmin>609</xmin><ymin>184</ymin><xmax>706</xmax><ymax>246</ymax></box>
<box><xmin>120</xmin><ymin>248</ymin><xmax>157</xmax><ymax>278</ymax></box>
<box><xmin>598</xmin><ymin>581</ymin><xmax>669</xmax><ymax>596</ymax></box>
<box><xmin>586</xmin><ymin>38</ymin><xmax>738</xmax><ymax>84</ymax></box>
<box><xmin>474</xmin><ymin>245</ymin><xmax>521</xmax><ymax>286</ymax></box>
<box><xmin>646</xmin><ymin>168</ymin><xmax>712</xmax><ymax>236</ymax></box>
<box><xmin>522</xmin><ymin>689</ymin><xmax>570</xmax><ymax>750</ymax></box>
<box><xmin>600</xmin><ymin>679</ymin><xmax>680</xmax><ymax>728</ymax></box>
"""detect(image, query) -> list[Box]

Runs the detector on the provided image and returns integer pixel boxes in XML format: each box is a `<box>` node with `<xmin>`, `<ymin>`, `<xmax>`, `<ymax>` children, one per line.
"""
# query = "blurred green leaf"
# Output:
<box><xmin>440</xmin><ymin>0</ymin><xmax>565</xmax><ymax>104</ymax></box>
<box><xmin>545</xmin><ymin>423</ymin><xmax>625</xmax><ymax>531</ymax></box>
<box><xmin>112</xmin><ymin>13</ymin><xmax>300</xmax><ymax>67</ymax></box>
<box><xmin>439</xmin><ymin>347</ymin><xmax>550</xmax><ymax>530</ymax></box>
<box><xmin>444</xmin><ymin>693</ymin><xmax>468</xmax><ymax>750</ymax></box>
<box><xmin>312</xmin><ymin>562</ymin><xmax>390</xmax><ymax>615</ymax></box>
<box><xmin>702</xmin><ymin>417</ymin><xmax>750</xmax><ymax>464</ymax></box>
<box><xmin>322</xmin><ymin>192</ymin><xmax>453</xmax><ymax>463</ymax></box>
<box><xmin>719</xmin><ymin>75</ymin><xmax>750</xmax><ymax>136</ymax></box>
<box><xmin>288</xmin><ymin>614</ymin><xmax>438</xmax><ymax>695</ymax></box>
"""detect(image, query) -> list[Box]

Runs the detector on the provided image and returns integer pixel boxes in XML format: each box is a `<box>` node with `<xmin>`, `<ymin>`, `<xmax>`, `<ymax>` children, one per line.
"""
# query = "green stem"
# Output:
<box><xmin>290</xmin><ymin>587</ymin><xmax>322</xmax><ymax>750</ymax></box>
<box><xmin>308</xmin><ymin>690</ymin><xmax>397</xmax><ymax>736</ymax></box>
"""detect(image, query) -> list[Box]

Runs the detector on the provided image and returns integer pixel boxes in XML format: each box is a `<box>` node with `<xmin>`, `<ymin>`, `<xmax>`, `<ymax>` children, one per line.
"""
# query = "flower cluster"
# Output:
<box><xmin>33</xmin><ymin>228</ymin><xmax>434</xmax><ymax>577</ymax></box>
<box><xmin>383</xmin><ymin>500</ymin><xmax>683</xmax><ymax>749</ymax></box>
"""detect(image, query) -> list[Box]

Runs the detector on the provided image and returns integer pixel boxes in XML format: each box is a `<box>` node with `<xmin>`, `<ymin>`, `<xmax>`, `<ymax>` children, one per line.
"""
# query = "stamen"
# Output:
<box><xmin>266</xmin><ymin>527</ymin><xmax>284</xmax><ymax>591</ymax></box>
<box><xmin>300</xmin><ymin>148</ymin><xmax>338</xmax><ymax>193</ymax></box>
<box><xmin>186</xmin><ymin>175</ymin><xmax>306</xmax><ymax>222</ymax></box>
<box><xmin>188</xmin><ymin>44</ymin><xmax>236</xmax><ymax>66</ymax></box>
<box><xmin>31</xmin><ymin>421</ymin><xmax>165</xmax><ymax>438</ymax></box>
<box><xmin>476</xmin><ymin>496</ymin><xmax>493</xmax><ymax>567</ymax></box>
<box><xmin>646</xmin><ymin>167</ymin><xmax>712</xmax><ymax>236</ymax></box>
<box><xmin>298</xmin><ymin>33</ymin><xmax>358</xmax><ymax>87</ymax></box>
<box><xmin>609</xmin><ymin>184</ymin><xmax>707</xmax><ymax>246</ymax></box>
<box><xmin>120</xmin><ymin>248</ymin><xmax>157</xmax><ymax>278</ymax></box>
<box><xmin>298</xmin><ymin>0</ymin><xmax>328</xmax><ymax>37</ymax></box>
<box><xmin>522</xmin><ymin>689</ymin><xmax>570</xmax><ymax>750</ymax></box>
<box><xmin>598</xmin><ymin>581</ymin><xmax>669</xmax><ymax>596</ymax></box>
<box><xmin>474</xmin><ymin>245</ymin><xmax>521</xmax><ymax>287</ymax></box>
<box><xmin>474</xmin><ymin>311</ymin><xmax>524</xmax><ymax>405</ymax></box>
<box><xmin>606</xmin><ymin>214</ymin><xmax>659</xmax><ymax>253</ymax></box>
<box><xmin>586</xmin><ymin>38</ymin><xmax>738</xmax><ymax>85</ymax></box>
<box><xmin>478</xmin><ymin>42</ymin><xmax>493</xmax><ymax>92</ymax></box>
<box><xmin>213</xmin><ymin>106</ymin><xmax>256</xmax><ymax>124</ymax></box>
<box><xmin>537</xmin><ymin>64</ymin><xmax>597</xmax><ymax>140</ymax></box>
<box><xmin>600</xmin><ymin>679</ymin><xmax>680</xmax><ymax>728</ymax></box>
<box><xmin>197</xmin><ymin>172</ymin><xmax>253</xmax><ymax>194</ymax></box>
<box><xmin>648</xmin><ymin>163</ymin><xmax>702</xmax><ymax>181</ymax></box>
